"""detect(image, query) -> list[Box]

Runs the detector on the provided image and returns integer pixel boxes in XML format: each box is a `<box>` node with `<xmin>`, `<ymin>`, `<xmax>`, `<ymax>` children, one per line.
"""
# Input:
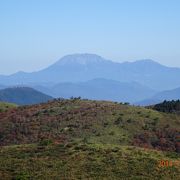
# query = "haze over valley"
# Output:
<box><xmin>1</xmin><ymin>53</ymin><xmax>180</xmax><ymax>105</ymax></box>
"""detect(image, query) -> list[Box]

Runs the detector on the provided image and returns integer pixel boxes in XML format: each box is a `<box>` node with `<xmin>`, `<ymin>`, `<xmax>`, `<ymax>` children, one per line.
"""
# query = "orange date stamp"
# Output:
<box><xmin>158</xmin><ymin>160</ymin><xmax>180</xmax><ymax>167</ymax></box>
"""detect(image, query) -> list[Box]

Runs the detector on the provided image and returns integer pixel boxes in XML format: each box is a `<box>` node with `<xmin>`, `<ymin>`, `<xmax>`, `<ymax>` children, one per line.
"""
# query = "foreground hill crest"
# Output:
<box><xmin>0</xmin><ymin>98</ymin><xmax>179</xmax><ymax>153</ymax></box>
<box><xmin>0</xmin><ymin>98</ymin><xmax>179</xmax><ymax>179</ymax></box>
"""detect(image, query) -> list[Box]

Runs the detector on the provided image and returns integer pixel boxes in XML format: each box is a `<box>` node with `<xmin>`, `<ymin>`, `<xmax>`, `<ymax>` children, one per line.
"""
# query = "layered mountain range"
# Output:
<box><xmin>1</xmin><ymin>53</ymin><xmax>180</xmax><ymax>105</ymax></box>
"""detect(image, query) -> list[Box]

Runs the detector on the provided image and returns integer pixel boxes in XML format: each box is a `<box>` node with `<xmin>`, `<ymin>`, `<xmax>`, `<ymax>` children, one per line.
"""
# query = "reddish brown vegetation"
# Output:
<box><xmin>0</xmin><ymin>99</ymin><xmax>180</xmax><ymax>154</ymax></box>
<box><xmin>133</xmin><ymin>128</ymin><xmax>180</xmax><ymax>153</ymax></box>
<box><xmin>0</xmin><ymin>99</ymin><xmax>116</xmax><ymax>146</ymax></box>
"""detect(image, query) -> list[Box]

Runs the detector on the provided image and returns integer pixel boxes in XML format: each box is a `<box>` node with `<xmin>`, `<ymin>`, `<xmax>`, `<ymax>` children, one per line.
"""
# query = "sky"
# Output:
<box><xmin>0</xmin><ymin>0</ymin><xmax>180</xmax><ymax>74</ymax></box>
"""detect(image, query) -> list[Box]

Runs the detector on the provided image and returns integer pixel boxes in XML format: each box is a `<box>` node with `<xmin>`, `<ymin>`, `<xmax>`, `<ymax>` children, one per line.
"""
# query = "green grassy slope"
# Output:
<box><xmin>0</xmin><ymin>99</ymin><xmax>179</xmax><ymax>179</ymax></box>
<box><xmin>0</xmin><ymin>102</ymin><xmax>17</xmax><ymax>112</ymax></box>
<box><xmin>0</xmin><ymin>143</ymin><xmax>179</xmax><ymax>179</ymax></box>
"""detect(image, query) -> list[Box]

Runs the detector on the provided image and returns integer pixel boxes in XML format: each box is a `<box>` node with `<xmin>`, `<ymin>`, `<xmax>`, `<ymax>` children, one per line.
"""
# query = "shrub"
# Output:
<box><xmin>38</xmin><ymin>139</ymin><xmax>53</xmax><ymax>146</ymax></box>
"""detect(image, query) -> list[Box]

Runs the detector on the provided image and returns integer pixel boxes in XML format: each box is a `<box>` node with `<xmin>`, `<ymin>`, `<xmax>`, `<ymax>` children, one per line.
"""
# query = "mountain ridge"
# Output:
<box><xmin>1</xmin><ymin>53</ymin><xmax>180</xmax><ymax>90</ymax></box>
<box><xmin>136</xmin><ymin>86</ymin><xmax>180</xmax><ymax>106</ymax></box>
<box><xmin>32</xmin><ymin>78</ymin><xmax>156</xmax><ymax>103</ymax></box>
<box><xmin>0</xmin><ymin>87</ymin><xmax>53</xmax><ymax>105</ymax></box>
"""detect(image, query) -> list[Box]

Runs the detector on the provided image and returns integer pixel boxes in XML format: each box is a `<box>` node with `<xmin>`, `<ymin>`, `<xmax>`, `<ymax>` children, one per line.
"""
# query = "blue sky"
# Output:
<box><xmin>0</xmin><ymin>0</ymin><xmax>180</xmax><ymax>74</ymax></box>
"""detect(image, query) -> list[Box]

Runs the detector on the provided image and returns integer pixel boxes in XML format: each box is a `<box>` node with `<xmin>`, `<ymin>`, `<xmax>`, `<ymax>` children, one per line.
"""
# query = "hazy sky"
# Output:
<box><xmin>0</xmin><ymin>0</ymin><xmax>180</xmax><ymax>74</ymax></box>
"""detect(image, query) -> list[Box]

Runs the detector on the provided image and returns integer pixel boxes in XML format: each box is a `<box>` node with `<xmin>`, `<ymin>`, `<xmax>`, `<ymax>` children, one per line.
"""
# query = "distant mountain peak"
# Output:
<box><xmin>11</xmin><ymin>71</ymin><xmax>27</xmax><ymax>76</ymax></box>
<box><xmin>133</xmin><ymin>59</ymin><xmax>163</xmax><ymax>66</ymax></box>
<box><xmin>55</xmin><ymin>53</ymin><xmax>106</xmax><ymax>65</ymax></box>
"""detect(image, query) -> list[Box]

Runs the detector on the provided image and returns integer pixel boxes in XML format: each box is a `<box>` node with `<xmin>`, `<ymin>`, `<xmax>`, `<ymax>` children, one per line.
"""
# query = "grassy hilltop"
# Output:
<box><xmin>0</xmin><ymin>99</ymin><xmax>179</xmax><ymax>179</ymax></box>
<box><xmin>0</xmin><ymin>102</ymin><xmax>17</xmax><ymax>112</ymax></box>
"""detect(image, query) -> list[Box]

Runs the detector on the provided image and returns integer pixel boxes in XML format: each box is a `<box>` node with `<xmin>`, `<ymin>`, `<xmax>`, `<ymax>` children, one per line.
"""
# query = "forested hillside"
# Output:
<box><xmin>152</xmin><ymin>100</ymin><xmax>180</xmax><ymax>113</ymax></box>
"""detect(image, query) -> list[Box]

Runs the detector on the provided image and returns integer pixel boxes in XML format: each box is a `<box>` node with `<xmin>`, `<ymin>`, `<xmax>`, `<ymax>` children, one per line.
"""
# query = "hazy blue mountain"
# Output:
<box><xmin>1</xmin><ymin>53</ymin><xmax>180</xmax><ymax>90</ymax></box>
<box><xmin>134</xmin><ymin>98</ymin><xmax>162</xmax><ymax>106</ymax></box>
<box><xmin>0</xmin><ymin>87</ymin><xmax>53</xmax><ymax>105</ymax></box>
<box><xmin>0</xmin><ymin>85</ymin><xmax>6</xmax><ymax>89</ymax></box>
<box><xmin>33</xmin><ymin>78</ymin><xmax>156</xmax><ymax>103</ymax></box>
<box><xmin>135</xmin><ymin>87</ymin><xmax>180</xmax><ymax>106</ymax></box>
